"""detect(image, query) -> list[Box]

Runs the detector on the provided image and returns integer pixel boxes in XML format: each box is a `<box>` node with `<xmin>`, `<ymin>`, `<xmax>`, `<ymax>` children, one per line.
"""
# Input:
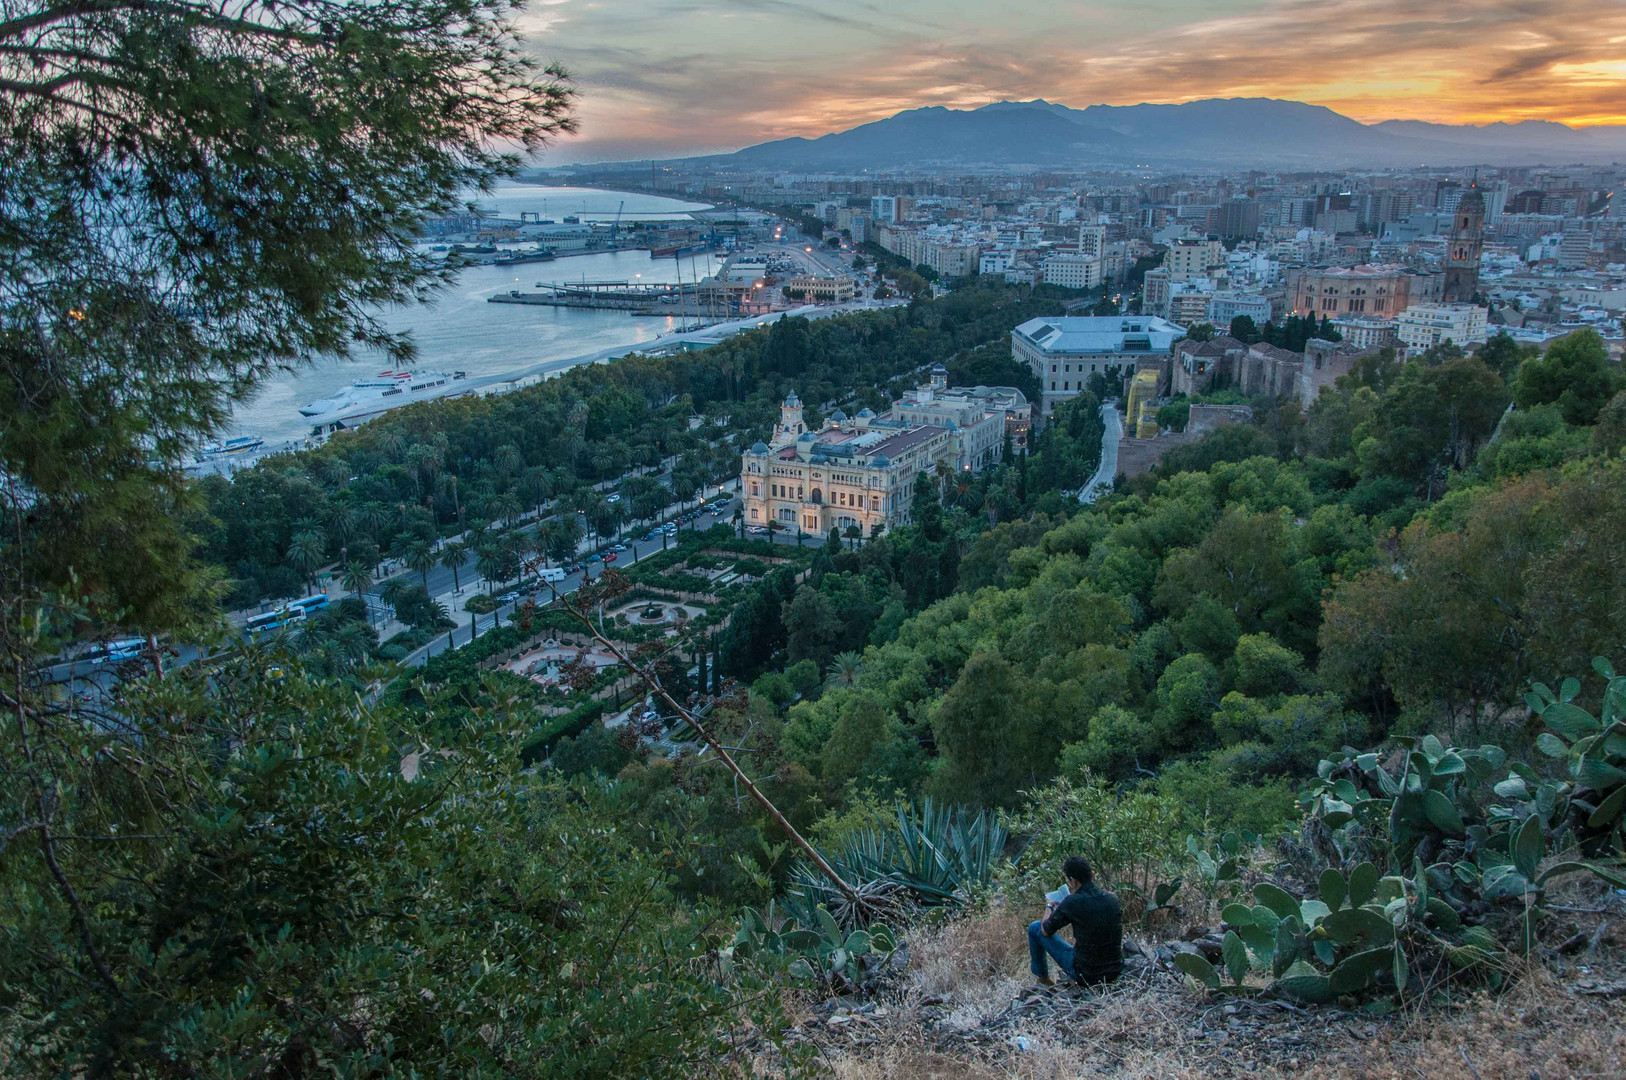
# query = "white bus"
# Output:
<box><xmin>245</xmin><ymin>594</ymin><xmax>331</xmax><ymax>636</ymax></box>
<box><xmin>89</xmin><ymin>637</ymin><xmax>146</xmax><ymax>664</ymax></box>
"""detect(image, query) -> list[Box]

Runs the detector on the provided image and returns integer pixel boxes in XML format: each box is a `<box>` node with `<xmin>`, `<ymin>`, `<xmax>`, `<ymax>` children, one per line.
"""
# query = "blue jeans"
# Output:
<box><xmin>1028</xmin><ymin>920</ymin><xmax>1074</xmax><ymax>982</ymax></box>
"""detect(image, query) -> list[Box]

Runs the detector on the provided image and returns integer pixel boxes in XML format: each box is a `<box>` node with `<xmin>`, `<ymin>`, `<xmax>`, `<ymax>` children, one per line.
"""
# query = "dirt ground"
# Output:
<box><xmin>780</xmin><ymin>897</ymin><xmax>1626</xmax><ymax>1080</ymax></box>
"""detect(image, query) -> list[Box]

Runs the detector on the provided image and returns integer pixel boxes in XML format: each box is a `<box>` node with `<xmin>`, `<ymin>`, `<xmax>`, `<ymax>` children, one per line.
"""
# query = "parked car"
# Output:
<box><xmin>605</xmin><ymin>493</ymin><xmax>621</xmax><ymax>503</ymax></box>
<box><xmin>499</xmin><ymin>591</ymin><xmax>521</xmax><ymax>604</ymax></box>
<box><xmin>609</xmin><ymin>543</ymin><xmax>628</xmax><ymax>552</ymax></box>
<box><xmin>566</xmin><ymin>563</ymin><xmax>585</xmax><ymax>574</ymax></box>
<box><xmin>587</xmin><ymin>554</ymin><xmax>603</xmax><ymax>562</ymax></box>
<box><xmin>604</xmin><ymin>552</ymin><xmax>618</xmax><ymax>563</ymax></box>
<box><xmin>747</xmin><ymin>525</ymin><xmax>768</xmax><ymax>534</ymax></box>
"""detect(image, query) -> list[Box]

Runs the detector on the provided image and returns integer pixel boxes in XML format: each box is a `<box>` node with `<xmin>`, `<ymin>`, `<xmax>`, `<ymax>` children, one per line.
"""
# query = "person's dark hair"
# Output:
<box><xmin>1062</xmin><ymin>856</ymin><xmax>1093</xmax><ymax>885</ymax></box>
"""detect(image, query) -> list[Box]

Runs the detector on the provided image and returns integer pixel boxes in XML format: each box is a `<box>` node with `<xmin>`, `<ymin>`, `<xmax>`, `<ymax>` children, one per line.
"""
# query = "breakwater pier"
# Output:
<box><xmin>488</xmin><ymin>279</ymin><xmax>703</xmax><ymax>313</ymax></box>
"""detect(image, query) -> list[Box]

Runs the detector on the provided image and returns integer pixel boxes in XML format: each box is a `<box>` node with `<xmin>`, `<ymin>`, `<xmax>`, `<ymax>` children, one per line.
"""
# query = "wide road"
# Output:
<box><xmin>405</xmin><ymin>495</ymin><xmax>741</xmax><ymax>666</ymax></box>
<box><xmin>403</xmin><ymin>490</ymin><xmax>838</xmax><ymax>666</ymax></box>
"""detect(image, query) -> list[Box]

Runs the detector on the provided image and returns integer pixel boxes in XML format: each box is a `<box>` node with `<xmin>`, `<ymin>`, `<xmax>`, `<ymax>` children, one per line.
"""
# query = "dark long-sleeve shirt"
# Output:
<box><xmin>1041</xmin><ymin>883</ymin><xmax>1122</xmax><ymax>984</ymax></box>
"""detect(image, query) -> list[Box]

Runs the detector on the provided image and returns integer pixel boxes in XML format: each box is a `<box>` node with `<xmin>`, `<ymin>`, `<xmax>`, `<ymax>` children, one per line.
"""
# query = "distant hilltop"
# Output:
<box><xmin>643</xmin><ymin>98</ymin><xmax>1626</xmax><ymax>169</ymax></box>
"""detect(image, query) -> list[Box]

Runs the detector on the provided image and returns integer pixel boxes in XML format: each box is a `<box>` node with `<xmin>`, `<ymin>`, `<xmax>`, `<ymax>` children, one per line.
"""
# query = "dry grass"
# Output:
<box><xmin>793</xmin><ymin>900</ymin><xmax>1626</xmax><ymax>1080</ymax></box>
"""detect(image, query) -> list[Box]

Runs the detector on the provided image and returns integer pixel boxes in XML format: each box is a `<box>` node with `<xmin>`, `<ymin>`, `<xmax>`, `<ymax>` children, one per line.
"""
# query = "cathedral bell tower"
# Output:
<box><xmin>1443</xmin><ymin>182</ymin><xmax>1484</xmax><ymax>304</ymax></box>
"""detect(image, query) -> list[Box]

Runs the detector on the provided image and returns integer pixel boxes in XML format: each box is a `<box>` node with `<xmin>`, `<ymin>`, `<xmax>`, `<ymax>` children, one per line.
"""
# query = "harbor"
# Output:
<box><xmin>212</xmin><ymin>184</ymin><xmax>829</xmax><ymax>454</ymax></box>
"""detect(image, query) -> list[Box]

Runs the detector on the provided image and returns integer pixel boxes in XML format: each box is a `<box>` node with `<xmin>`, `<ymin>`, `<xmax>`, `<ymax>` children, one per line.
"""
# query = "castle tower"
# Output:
<box><xmin>773</xmin><ymin>390</ymin><xmax>805</xmax><ymax>445</ymax></box>
<box><xmin>1442</xmin><ymin>182</ymin><xmax>1484</xmax><ymax>304</ymax></box>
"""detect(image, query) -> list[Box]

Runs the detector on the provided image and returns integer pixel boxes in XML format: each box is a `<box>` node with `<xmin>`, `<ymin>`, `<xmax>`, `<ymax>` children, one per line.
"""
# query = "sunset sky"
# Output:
<box><xmin>519</xmin><ymin>0</ymin><xmax>1626</xmax><ymax>163</ymax></box>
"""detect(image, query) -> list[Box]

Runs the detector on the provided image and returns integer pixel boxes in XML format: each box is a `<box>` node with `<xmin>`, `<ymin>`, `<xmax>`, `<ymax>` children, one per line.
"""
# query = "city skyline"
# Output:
<box><xmin>521</xmin><ymin>0</ymin><xmax>1626</xmax><ymax>162</ymax></box>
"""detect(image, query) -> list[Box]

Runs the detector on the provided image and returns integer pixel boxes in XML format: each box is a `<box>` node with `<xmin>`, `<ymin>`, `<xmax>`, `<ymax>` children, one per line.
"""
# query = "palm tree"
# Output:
<box><xmin>475</xmin><ymin>545</ymin><xmax>505</xmax><ymax>596</ymax></box>
<box><xmin>406</xmin><ymin>540</ymin><xmax>436</xmax><ymax>589</ymax></box>
<box><xmin>440</xmin><ymin>540</ymin><xmax>468</xmax><ymax>593</ymax></box>
<box><xmin>341</xmin><ymin>561</ymin><xmax>373</xmax><ymax>604</ymax></box>
<box><xmin>844</xmin><ymin>523</ymin><xmax>861</xmax><ymax>550</ymax></box>
<box><xmin>547</xmin><ymin>516</ymin><xmax>581</xmax><ymax>566</ymax></box>
<box><xmin>286</xmin><ymin>529</ymin><xmax>326</xmax><ymax>590</ymax></box>
<box><xmin>443</xmin><ymin>473</ymin><xmax>463</xmax><ymax>529</ymax></box>
<box><xmin>331</xmin><ymin>621</ymin><xmax>375</xmax><ymax>670</ymax></box>
<box><xmin>533</xmin><ymin>521</ymin><xmax>558</xmax><ymax>567</ymax></box>
<box><xmin>520</xmin><ymin>467</ymin><xmax>553</xmax><ymax>518</ymax></box>
<box><xmin>824</xmin><ymin>651</ymin><xmax>863</xmax><ymax>690</ymax></box>
<box><xmin>493</xmin><ymin>490</ymin><xmax>523</xmax><ymax>529</ymax></box>
<box><xmin>329</xmin><ymin>507</ymin><xmax>360</xmax><ymax>549</ymax></box>
<box><xmin>494</xmin><ymin>443</ymin><xmax>523</xmax><ymax>480</ymax></box>
<box><xmin>359</xmin><ymin>502</ymin><xmax>390</xmax><ymax>541</ymax></box>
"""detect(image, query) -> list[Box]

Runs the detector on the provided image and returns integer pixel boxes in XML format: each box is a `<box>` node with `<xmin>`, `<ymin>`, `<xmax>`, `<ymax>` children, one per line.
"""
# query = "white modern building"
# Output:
<box><xmin>1207</xmin><ymin>291</ymin><xmax>1273</xmax><ymax>328</ymax></box>
<box><xmin>1011</xmin><ymin>316</ymin><xmax>1185</xmax><ymax>420</ymax></box>
<box><xmin>1394</xmin><ymin>304</ymin><xmax>1488</xmax><ymax>351</ymax></box>
<box><xmin>1329</xmin><ymin>314</ymin><xmax>1398</xmax><ymax>350</ymax></box>
<box><xmin>1041</xmin><ymin>252</ymin><xmax>1102</xmax><ymax>290</ymax></box>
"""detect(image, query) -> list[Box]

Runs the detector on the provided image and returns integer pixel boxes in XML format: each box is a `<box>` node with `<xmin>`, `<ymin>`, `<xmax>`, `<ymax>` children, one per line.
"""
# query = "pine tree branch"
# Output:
<box><xmin>541</xmin><ymin>571</ymin><xmax>861</xmax><ymax>907</ymax></box>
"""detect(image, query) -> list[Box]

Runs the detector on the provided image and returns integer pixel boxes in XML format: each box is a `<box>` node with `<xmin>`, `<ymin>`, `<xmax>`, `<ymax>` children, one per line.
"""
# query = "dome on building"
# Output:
<box><xmin>749</xmin><ymin>440</ymin><xmax>769</xmax><ymax>455</ymax></box>
<box><xmin>783</xmin><ymin>390</ymin><xmax>802</xmax><ymax>407</ymax></box>
<box><xmin>870</xmin><ymin>454</ymin><xmax>890</xmax><ymax>468</ymax></box>
<box><xmin>830</xmin><ymin>408</ymin><xmax>848</xmax><ymax>423</ymax></box>
<box><xmin>930</xmin><ymin>363</ymin><xmax>948</xmax><ymax>374</ymax></box>
<box><xmin>798</xmin><ymin>430</ymin><xmax>817</xmax><ymax>442</ymax></box>
<box><xmin>856</xmin><ymin>407</ymin><xmax>875</xmax><ymax>418</ymax></box>
<box><xmin>1458</xmin><ymin>184</ymin><xmax>1485</xmax><ymax>213</ymax></box>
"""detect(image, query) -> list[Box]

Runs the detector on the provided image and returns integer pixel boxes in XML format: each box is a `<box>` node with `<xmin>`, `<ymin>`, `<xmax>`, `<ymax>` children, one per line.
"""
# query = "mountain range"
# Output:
<box><xmin>679</xmin><ymin>98</ymin><xmax>1626</xmax><ymax>169</ymax></box>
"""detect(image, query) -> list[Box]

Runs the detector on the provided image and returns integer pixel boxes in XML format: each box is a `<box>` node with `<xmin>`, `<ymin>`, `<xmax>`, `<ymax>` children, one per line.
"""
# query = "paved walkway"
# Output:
<box><xmin>1078</xmin><ymin>400</ymin><xmax>1123</xmax><ymax>505</ymax></box>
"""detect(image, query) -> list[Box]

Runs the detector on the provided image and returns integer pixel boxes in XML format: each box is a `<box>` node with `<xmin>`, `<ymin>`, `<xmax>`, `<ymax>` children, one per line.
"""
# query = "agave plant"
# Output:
<box><xmin>785</xmin><ymin>799</ymin><xmax>1007</xmax><ymax>928</ymax></box>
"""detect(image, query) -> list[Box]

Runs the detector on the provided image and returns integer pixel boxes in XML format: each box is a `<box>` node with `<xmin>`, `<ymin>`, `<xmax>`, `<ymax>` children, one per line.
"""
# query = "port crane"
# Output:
<box><xmin>611</xmin><ymin>200</ymin><xmax>624</xmax><ymax>245</ymax></box>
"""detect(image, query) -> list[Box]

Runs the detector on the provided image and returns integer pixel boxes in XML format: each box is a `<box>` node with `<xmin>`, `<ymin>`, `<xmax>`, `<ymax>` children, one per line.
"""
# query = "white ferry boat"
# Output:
<box><xmin>299</xmin><ymin>370</ymin><xmax>468</xmax><ymax>421</ymax></box>
<box><xmin>201</xmin><ymin>435</ymin><xmax>265</xmax><ymax>458</ymax></box>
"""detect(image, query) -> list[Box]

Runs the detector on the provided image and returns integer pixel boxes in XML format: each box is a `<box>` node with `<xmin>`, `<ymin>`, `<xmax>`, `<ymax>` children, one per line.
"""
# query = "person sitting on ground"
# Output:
<box><xmin>1027</xmin><ymin>856</ymin><xmax>1122</xmax><ymax>987</ymax></box>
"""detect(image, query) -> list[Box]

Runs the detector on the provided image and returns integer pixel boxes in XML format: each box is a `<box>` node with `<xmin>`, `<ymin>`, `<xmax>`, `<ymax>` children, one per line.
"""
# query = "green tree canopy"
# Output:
<box><xmin>1513</xmin><ymin>329</ymin><xmax>1623</xmax><ymax>425</ymax></box>
<box><xmin>0</xmin><ymin>659</ymin><xmax>785</xmax><ymax>1075</ymax></box>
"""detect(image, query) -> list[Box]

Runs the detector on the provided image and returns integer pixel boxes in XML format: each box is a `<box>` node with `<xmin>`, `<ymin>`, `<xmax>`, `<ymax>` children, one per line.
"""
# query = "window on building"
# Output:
<box><xmin>750</xmin><ymin>508</ymin><xmax>759</xmax><ymax>520</ymax></box>
<box><xmin>750</xmin><ymin>482</ymin><xmax>760</xmax><ymax>496</ymax></box>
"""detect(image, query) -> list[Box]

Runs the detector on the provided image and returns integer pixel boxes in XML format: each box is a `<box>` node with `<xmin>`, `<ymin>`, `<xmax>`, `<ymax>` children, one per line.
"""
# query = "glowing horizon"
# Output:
<box><xmin>519</xmin><ymin>1</ymin><xmax>1626</xmax><ymax>163</ymax></box>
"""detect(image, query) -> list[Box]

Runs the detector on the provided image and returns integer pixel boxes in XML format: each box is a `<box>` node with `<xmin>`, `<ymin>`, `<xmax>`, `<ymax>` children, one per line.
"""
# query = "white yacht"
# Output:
<box><xmin>201</xmin><ymin>435</ymin><xmax>265</xmax><ymax>458</ymax></box>
<box><xmin>299</xmin><ymin>370</ymin><xmax>468</xmax><ymax>421</ymax></box>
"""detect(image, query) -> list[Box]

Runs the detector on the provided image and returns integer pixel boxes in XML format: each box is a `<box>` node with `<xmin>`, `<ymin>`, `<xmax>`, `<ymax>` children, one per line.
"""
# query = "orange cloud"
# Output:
<box><xmin>523</xmin><ymin>0</ymin><xmax>1626</xmax><ymax>161</ymax></box>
